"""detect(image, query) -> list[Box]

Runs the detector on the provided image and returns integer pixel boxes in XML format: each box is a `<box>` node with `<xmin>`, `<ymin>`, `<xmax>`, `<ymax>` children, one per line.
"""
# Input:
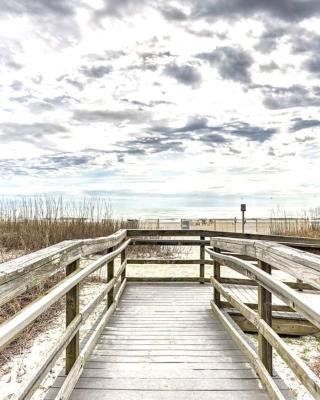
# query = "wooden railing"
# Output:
<box><xmin>1</xmin><ymin>228</ymin><xmax>320</xmax><ymax>399</ymax></box>
<box><xmin>0</xmin><ymin>230</ymin><xmax>129</xmax><ymax>400</ymax></box>
<box><xmin>207</xmin><ymin>237</ymin><xmax>320</xmax><ymax>400</ymax></box>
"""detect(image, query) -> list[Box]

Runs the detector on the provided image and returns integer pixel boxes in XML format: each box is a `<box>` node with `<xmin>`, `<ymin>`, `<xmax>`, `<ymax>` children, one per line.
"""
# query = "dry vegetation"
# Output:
<box><xmin>0</xmin><ymin>196</ymin><xmax>139</xmax><ymax>372</ymax></box>
<box><xmin>0</xmin><ymin>196</ymin><xmax>180</xmax><ymax>371</ymax></box>
<box><xmin>270</xmin><ymin>208</ymin><xmax>320</xmax><ymax>238</ymax></box>
<box><xmin>0</xmin><ymin>196</ymin><xmax>138</xmax><ymax>252</ymax></box>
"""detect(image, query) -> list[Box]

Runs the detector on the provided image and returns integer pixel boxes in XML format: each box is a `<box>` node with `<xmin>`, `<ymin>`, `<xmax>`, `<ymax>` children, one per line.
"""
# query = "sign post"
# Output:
<box><xmin>241</xmin><ymin>204</ymin><xmax>246</xmax><ymax>233</ymax></box>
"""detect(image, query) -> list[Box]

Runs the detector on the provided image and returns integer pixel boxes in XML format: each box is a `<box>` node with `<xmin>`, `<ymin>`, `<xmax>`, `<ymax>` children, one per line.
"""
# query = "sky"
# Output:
<box><xmin>0</xmin><ymin>1</ymin><xmax>320</xmax><ymax>216</ymax></box>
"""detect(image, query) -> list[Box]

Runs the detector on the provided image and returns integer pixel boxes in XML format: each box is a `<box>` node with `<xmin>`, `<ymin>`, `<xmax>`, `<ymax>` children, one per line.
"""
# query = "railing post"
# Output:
<box><xmin>213</xmin><ymin>247</ymin><xmax>221</xmax><ymax>307</ymax></box>
<box><xmin>200</xmin><ymin>236</ymin><xmax>205</xmax><ymax>284</ymax></box>
<box><xmin>121</xmin><ymin>244</ymin><xmax>126</xmax><ymax>282</ymax></box>
<box><xmin>258</xmin><ymin>260</ymin><xmax>273</xmax><ymax>376</ymax></box>
<box><xmin>107</xmin><ymin>246</ymin><xmax>114</xmax><ymax>307</ymax></box>
<box><xmin>65</xmin><ymin>258</ymin><xmax>80</xmax><ymax>374</ymax></box>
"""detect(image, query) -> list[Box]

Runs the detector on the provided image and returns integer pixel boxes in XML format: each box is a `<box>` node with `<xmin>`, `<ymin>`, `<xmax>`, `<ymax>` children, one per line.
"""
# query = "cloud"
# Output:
<box><xmin>163</xmin><ymin>62</ymin><xmax>202</xmax><ymax>87</ymax></box>
<box><xmin>290</xmin><ymin>118</ymin><xmax>320</xmax><ymax>132</ymax></box>
<box><xmin>121</xmin><ymin>98</ymin><xmax>174</xmax><ymax>108</ymax></box>
<box><xmin>95</xmin><ymin>0</ymin><xmax>149</xmax><ymax>18</ymax></box>
<box><xmin>65</xmin><ymin>78</ymin><xmax>84</xmax><ymax>90</ymax></box>
<box><xmin>254</xmin><ymin>24</ymin><xmax>289</xmax><ymax>52</ymax></box>
<box><xmin>151</xmin><ymin>117</ymin><xmax>277</xmax><ymax>143</ymax></box>
<box><xmin>197</xmin><ymin>46</ymin><xmax>252</xmax><ymax>83</ymax></box>
<box><xmin>254</xmin><ymin>84</ymin><xmax>320</xmax><ymax>109</ymax></box>
<box><xmin>0</xmin><ymin>122</ymin><xmax>68</xmax><ymax>144</ymax></box>
<box><xmin>160</xmin><ymin>5</ymin><xmax>189</xmax><ymax>21</ymax></box>
<box><xmin>73</xmin><ymin>109</ymin><xmax>151</xmax><ymax>124</ymax></box>
<box><xmin>116</xmin><ymin>135</ymin><xmax>185</xmax><ymax>155</ymax></box>
<box><xmin>0</xmin><ymin>0</ymin><xmax>76</xmax><ymax>16</ymax></box>
<box><xmin>0</xmin><ymin>1</ymin><xmax>80</xmax><ymax>48</ymax></box>
<box><xmin>187</xmin><ymin>0</ymin><xmax>320</xmax><ymax>22</ymax></box>
<box><xmin>0</xmin><ymin>151</ymin><xmax>107</xmax><ymax>177</ymax></box>
<box><xmin>80</xmin><ymin>65</ymin><xmax>113</xmax><ymax>78</ymax></box>
<box><xmin>199</xmin><ymin>133</ymin><xmax>229</xmax><ymax>145</ymax></box>
<box><xmin>304</xmin><ymin>55</ymin><xmax>320</xmax><ymax>77</ymax></box>
<box><xmin>259</xmin><ymin>61</ymin><xmax>279</xmax><ymax>72</ymax></box>
<box><xmin>226</xmin><ymin>122</ymin><xmax>277</xmax><ymax>142</ymax></box>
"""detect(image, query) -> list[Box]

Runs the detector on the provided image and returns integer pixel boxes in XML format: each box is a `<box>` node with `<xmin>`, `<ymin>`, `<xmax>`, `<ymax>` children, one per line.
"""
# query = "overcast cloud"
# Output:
<box><xmin>0</xmin><ymin>0</ymin><xmax>319</xmax><ymax>212</ymax></box>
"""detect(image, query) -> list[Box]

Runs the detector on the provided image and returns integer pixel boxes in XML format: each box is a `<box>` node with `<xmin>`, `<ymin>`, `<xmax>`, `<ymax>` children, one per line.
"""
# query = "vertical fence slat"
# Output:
<box><xmin>213</xmin><ymin>247</ymin><xmax>221</xmax><ymax>307</ymax></box>
<box><xmin>107</xmin><ymin>247</ymin><xmax>115</xmax><ymax>307</ymax></box>
<box><xmin>200</xmin><ymin>236</ymin><xmax>205</xmax><ymax>284</ymax></box>
<box><xmin>258</xmin><ymin>260</ymin><xmax>273</xmax><ymax>376</ymax></box>
<box><xmin>65</xmin><ymin>259</ymin><xmax>80</xmax><ymax>374</ymax></box>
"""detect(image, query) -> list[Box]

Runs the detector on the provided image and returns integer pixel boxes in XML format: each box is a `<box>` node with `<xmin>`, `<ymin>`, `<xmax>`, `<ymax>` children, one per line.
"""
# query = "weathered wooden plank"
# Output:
<box><xmin>258</xmin><ymin>261</ymin><xmax>273</xmax><ymax>375</ymax></box>
<box><xmin>127</xmin><ymin>259</ymin><xmax>212</xmax><ymax>265</ymax></box>
<box><xmin>211</xmin><ymin>237</ymin><xmax>320</xmax><ymax>288</ymax></box>
<box><xmin>0</xmin><ymin>230</ymin><xmax>127</xmax><ymax>306</ymax></box>
<box><xmin>211</xmin><ymin>277</ymin><xmax>320</xmax><ymax>398</ymax></box>
<box><xmin>95</xmin><ymin>343</ymin><xmax>239</xmax><ymax>350</ymax></box>
<box><xmin>47</xmin><ymin>282</ymin><xmax>289</xmax><ymax>400</ymax></box>
<box><xmin>79</xmin><ymin>365</ymin><xmax>256</xmax><ymax>378</ymax></box>
<box><xmin>211</xmin><ymin>301</ymin><xmax>285</xmax><ymax>400</ymax></box>
<box><xmin>54</xmin><ymin>278</ymin><xmax>127</xmax><ymax>399</ymax></box>
<box><xmin>84</xmin><ymin>360</ymin><xmax>252</xmax><ymax>370</ymax></box>
<box><xmin>127</xmin><ymin>228</ymin><xmax>320</xmax><ymax>244</ymax></box>
<box><xmin>231</xmin><ymin>313</ymin><xmax>319</xmax><ymax>336</ymax></box>
<box><xmin>200</xmin><ymin>235</ymin><xmax>205</xmax><ymax>283</ymax></box>
<box><xmin>65</xmin><ymin>259</ymin><xmax>80</xmax><ymax>374</ymax></box>
<box><xmin>130</xmin><ymin>239</ymin><xmax>210</xmax><ymax>246</ymax></box>
<box><xmin>127</xmin><ymin>277</ymin><xmax>212</xmax><ymax>282</ymax></box>
<box><xmin>53</xmin><ymin>376</ymin><xmax>264</xmax><ymax>390</ymax></box>
<box><xmin>206</xmin><ymin>247</ymin><xmax>320</xmax><ymax>329</ymax></box>
<box><xmin>107</xmin><ymin>246</ymin><xmax>114</xmax><ymax>308</ymax></box>
<box><xmin>46</xmin><ymin>388</ymin><xmax>271</xmax><ymax>400</ymax></box>
<box><xmin>88</xmin><ymin>354</ymin><xmax>249</xmax><ymax>363</ymax></box>
<box><xmin>0</xmin><ymin>240</ymin><xmax>130</xmax><ymax>351</ymax></box>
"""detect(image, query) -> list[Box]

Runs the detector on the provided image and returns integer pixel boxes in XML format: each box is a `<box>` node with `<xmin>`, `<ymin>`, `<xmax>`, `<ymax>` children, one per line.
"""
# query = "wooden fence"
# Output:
<box><xmin>0</xmin><ymin>229</ymin><xmax>320</xmax><ymax>399</ymax></box>
<box><xmin>207</xmin><ymin>237</ymin><xmax>320</xmax><ymax>400</ymax></box>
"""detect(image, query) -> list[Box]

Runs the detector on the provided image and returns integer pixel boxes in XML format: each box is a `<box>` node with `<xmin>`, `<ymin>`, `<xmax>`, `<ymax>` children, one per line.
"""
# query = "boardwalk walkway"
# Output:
<box><xmin>47</xmin><ymin>283</ymin><xmax>289</xmax><ymax>399</ymax></box>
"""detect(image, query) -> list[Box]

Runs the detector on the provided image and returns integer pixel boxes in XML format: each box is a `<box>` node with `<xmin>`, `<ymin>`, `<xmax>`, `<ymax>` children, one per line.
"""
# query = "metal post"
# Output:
<box><xmin>241</xmin><ymin>204</ymin><xmax>246</xmax><ymax>233</ymax></box>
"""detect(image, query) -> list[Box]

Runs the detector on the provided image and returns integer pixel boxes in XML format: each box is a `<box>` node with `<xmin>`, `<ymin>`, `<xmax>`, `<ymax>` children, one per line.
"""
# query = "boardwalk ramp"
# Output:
<box><xmin>47</xmin><ymin>283</ymin><xmax>289</xmax><ymax>400</ymax></box>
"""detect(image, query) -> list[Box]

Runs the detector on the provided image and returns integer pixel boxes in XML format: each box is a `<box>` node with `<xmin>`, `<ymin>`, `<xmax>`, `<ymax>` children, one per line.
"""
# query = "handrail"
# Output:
<box><xmin>0</xmin><ymin>231</ymin><xmax>130</xmax><ymax>400</ymax></box>
<box><xmin>127</xmin><ymin>228</ymin><xmax>320</xmax><ymax>244</ymax></box>
<box><xmin>211</xmin><ymin>237</ymin><xmax>320</xmax><ymax>289</ymax></box>
<box><xmin>1</xmin><ymin>229</ymin><xmax>320</xmax><ymax>399</ymax></box>
<box><xmin>0</xmin><ymin>229</ymin><xmax>127</xmax><ymax>306</ymax></box>
<box><xmin>207</xmin><ymin>242</ymin><xmax>320</xmax><ymax>400</ymax></box>
<box><xmin>206</xmin><ymin>248</ymin><xmax>320</xmax><ymax>328</ymax></box>
<box><xmin>0</xmin><ymin>239</ymin><xmax>130</xmax><ymax>351</ymax></box>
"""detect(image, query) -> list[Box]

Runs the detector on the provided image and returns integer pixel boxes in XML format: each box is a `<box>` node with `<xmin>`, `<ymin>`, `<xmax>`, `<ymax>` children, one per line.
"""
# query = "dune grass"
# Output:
<box><xmin>0</xmin><ymin>196</ymin><xmax>137</xmax><ymax>252</ymax></box>
<box><xmin>269</xmin><ymin>208</ymin><xmax>320</xmax><ymax>238</ymax></box>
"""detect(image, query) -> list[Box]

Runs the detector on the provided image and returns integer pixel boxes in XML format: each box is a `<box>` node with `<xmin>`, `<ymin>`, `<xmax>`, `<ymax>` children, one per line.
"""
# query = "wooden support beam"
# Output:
<box><xmin>107</xmin><ymin>247</ymin><xmax>114</xmax><ymax>308</ymax></box>
<box><xmin>213</xmin><ymin>247</ymin><xmax>221</xmax><ymax>308</ymax></box>
<box><xmin>200</xmin><ymin>235</ymin><xmax>205</xmax><ymax>284</ymax></box>
<box><xmin>65</xmin><ymin>259</ymin><xmax>80</xmax><ymax>374</ymax></box>
<box><xmin>121</xmin><ymin>245</ymin><xmax>126</xmax><ymax>282</ymax></box>
<box><xmin>258</xmin><ymin>261</ymin><xmax>273</xmax><ymax>376</ymax></box>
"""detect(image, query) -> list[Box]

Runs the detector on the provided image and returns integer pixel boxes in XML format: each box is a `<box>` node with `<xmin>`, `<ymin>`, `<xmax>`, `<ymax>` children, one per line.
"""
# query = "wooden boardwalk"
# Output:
<box><xmin>46</xmin><ymin>283</ymin><xmax>290</xmax><ymax>399</ymax></box>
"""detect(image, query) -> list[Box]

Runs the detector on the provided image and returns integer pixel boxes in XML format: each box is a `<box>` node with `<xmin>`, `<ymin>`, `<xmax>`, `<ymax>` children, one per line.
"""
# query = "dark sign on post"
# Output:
<box><xmin>241</xmin><ymin>204</ymin><xmax>246</xmax><ymax>212</ymax></box>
